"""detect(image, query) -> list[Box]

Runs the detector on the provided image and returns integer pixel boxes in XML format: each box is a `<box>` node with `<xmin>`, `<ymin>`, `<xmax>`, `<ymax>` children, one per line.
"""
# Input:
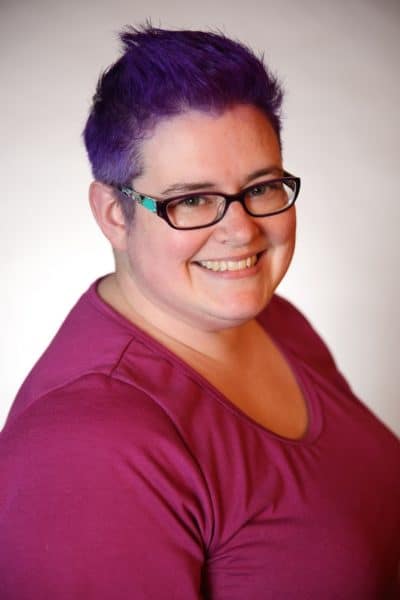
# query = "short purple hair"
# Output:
<box><xmin>83</xmin><ymin>25</ymin><xmax>284</xmax><ymax>220</ymax></box>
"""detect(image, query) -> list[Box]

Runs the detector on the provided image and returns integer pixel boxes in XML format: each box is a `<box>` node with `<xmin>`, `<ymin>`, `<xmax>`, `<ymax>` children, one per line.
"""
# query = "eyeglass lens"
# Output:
<box><xmin>166</xmin><ymin>180</ymin><xmax>295</xmax><ymax>228</ymax></box>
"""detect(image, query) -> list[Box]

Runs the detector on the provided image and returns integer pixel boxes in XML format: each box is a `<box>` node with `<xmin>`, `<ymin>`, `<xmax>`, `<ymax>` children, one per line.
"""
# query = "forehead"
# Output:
<box><xmin>135</xmin><ymin>105</ymin><xmax>282</xmax><ymax>191</ymax></box>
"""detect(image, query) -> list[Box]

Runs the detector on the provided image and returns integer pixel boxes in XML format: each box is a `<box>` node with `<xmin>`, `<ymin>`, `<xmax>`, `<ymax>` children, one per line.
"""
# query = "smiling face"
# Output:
<box><xmin>116</xmin><ymin>104</ymin><xmax>296</xmax><ymax>333</ymax></box>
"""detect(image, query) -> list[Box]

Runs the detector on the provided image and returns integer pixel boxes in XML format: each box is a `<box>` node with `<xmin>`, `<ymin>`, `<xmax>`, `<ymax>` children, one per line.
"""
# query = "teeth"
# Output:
<box><xmin>199</xmin><ymin>255</ymin><xmax>258</xmax><ymax>272</ymax></box>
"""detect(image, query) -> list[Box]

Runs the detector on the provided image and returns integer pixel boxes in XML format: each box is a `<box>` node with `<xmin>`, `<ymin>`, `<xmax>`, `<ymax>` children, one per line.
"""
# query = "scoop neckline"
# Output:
<box><xmin>87</xmin><ymin>277</ymin><xmax>323</xmax><ymax>446</ymax></box>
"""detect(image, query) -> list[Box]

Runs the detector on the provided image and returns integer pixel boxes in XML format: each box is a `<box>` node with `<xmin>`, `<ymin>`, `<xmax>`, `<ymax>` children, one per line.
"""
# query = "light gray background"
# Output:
<box><xmin>1</xmin><ymin>0</ymin><xmax>399</xmax><ymax>435</ymax></box>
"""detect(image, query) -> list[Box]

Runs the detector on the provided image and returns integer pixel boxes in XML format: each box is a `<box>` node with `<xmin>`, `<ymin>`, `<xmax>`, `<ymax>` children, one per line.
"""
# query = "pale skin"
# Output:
<box><xmin>89</xmin><ymin>104</ymin><xmax>308</xmax><ymax>439</ymax></box>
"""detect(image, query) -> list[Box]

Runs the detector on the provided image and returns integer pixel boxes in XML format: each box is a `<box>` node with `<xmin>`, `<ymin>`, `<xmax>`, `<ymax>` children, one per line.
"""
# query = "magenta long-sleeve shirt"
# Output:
<box><xmin>1</xmin><ymin>281</ymin><xmax>399</xmax><ymax>598</ymax></box>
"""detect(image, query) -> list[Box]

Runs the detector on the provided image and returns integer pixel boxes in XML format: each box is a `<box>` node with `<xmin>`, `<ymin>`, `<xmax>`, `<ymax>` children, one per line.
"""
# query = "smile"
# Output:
<box><xmin>197</xmin><ymin>254</ymin><xmax>258</xmax><ymax>272</ymax></box>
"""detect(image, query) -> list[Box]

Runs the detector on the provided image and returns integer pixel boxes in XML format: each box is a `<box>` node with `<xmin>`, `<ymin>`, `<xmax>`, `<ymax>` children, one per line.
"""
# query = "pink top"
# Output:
<box><xmin>1</xmin><ymin>280</ymin><xmax>399</xmax><ymax>599</ymax></box>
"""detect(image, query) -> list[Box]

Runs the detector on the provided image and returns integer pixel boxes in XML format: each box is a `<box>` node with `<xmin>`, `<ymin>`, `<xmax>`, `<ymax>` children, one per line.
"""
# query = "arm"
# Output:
<box><xmin>0</xmin><ymin>375</ymin><xmax>208</xmax><ymax>599</ymax></box>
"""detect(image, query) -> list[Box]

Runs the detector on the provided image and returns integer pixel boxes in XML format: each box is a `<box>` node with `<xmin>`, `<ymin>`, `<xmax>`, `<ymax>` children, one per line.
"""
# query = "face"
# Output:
<box><xmin>119</xmin><ymin>104</ymin><xmax>296</xmax><ymax>333</ymax></box>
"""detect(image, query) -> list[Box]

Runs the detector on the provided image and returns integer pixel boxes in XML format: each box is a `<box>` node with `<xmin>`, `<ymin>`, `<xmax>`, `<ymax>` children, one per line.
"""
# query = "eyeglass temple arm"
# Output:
<box><xmin>119</xmin><ymin>186</ymin><xmax>157</xmax><ymax>213</ymax></box>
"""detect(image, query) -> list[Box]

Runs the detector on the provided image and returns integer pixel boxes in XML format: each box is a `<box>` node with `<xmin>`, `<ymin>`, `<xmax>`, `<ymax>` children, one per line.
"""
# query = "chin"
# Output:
<box><xmin>204</xmin><ymin>293</ymin><xmax>272</xmax><ymax>329</ymax></box>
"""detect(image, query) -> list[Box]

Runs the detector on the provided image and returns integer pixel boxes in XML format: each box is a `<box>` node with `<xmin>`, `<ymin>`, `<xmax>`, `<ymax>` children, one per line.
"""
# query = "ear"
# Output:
<box><xmin>89</xmin><ymin>181</ymin><xmax>128</xmax><ymax>251</ymax></box>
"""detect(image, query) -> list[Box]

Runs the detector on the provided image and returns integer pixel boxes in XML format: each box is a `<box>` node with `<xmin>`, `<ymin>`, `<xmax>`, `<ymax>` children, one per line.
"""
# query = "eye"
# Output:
<box><xmin>179</xmin><ymin>195</ymin><xmax>207</xmax><ymax>208</ymax></box>
<box><xmin>248</xmin><ymin>181</ymin><xmax>283</xmax><ymax>197</ymax></box>
<box><xmin>170</xmin><ymin>195</ymin><xmax>216</xmax><ymax>210</ymax></box>
<box><xmin>249</xmin><ymin>183</ymin><xmax>269</xmax><ymax>197</ymax></box>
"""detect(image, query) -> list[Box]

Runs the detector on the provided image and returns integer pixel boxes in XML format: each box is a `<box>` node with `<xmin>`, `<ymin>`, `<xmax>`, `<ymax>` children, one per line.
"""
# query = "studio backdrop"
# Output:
<box><xmin>1</xmin><ymin>0</ymin><xmax>399</xmax><ymax>434</ymax></box>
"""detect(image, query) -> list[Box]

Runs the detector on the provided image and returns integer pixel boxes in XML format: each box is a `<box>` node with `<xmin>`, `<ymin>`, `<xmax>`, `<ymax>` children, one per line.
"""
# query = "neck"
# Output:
<box><xmin>97</xmin><ymin>271</ymin><xmax>260</xmax><ymax>362</ymax></box>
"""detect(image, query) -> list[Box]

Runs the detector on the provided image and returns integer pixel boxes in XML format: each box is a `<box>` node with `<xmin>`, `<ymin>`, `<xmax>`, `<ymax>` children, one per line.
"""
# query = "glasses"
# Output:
<box><xmin>118</xmin><ymin>170</ymin><xmax>300</xmax><ymax>230</ymax></box>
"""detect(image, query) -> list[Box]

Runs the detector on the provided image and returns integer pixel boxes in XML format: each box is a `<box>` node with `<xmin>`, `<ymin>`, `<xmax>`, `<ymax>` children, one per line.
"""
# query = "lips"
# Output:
<box><xmin>196</xmin><ymin>254</ymin><xmax>259</xmax><ymax>272</ymax></box>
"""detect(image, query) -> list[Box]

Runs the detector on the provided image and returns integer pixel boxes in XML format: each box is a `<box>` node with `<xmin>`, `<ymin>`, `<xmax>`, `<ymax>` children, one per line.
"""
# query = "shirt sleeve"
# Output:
<box><xmin>0</xmin><ymin>374</ymin><xmax>209</xmax><ymax>599</ymax></box>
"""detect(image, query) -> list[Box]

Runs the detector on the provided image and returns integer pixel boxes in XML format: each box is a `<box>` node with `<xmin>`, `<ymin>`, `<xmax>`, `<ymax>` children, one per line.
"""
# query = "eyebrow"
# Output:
<box><xmin>160</xmin><ymin>165</ymin><xmax>284</xmax><ymax>197</ymax></box>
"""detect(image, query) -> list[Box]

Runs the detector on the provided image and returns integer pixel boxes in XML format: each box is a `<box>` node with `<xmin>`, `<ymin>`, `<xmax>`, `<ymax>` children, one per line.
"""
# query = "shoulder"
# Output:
<box><xmin>265</xmin><ymin>295</ymin><xmax>334</xmax><ymax>358</ymax></box>
<box><xmin>0</xmin><ymin>373</ymin><xmax>212</xmax><ymax>543</ymax></box>
<box><xmin>2</xmin><ymin>373</ymin><xmax>196</xmax><ymax>466</ymax></box>
<box><xmin>0</xmin><ymin>373</ymin><xmax>211</xmax><ymax>517</ymax></box>
<box><xmin>263</xmin><ymin>295</ymin><xmax>353</xmax><ymax>391</ymax></box>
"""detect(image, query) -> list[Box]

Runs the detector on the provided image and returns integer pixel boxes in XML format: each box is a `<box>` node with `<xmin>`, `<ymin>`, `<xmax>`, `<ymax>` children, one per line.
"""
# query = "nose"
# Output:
<box><xmin>213</xmin><ymin>198</ymin><xmax>260</xmax><ymax>245</ymax></box>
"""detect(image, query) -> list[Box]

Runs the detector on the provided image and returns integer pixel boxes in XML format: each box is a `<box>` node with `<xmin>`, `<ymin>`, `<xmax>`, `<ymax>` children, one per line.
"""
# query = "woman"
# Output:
<box><xmin>0</xmin><ymin>25</ymin><xmax>399</xmax><ymax>599</ymax></box>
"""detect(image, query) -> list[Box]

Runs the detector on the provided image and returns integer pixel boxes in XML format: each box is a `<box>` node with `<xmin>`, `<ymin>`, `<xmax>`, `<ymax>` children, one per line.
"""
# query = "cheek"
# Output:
<box><xmin>172</xmin><ymin>230</ymin><xmax>213</xmax><ymax>263</ymax></box>
<box><xmin>128</xmin><ymin>213</ymin><xmax>210</xmax><ymax>269</ymax></box>
<box><xmin>264</xmin><ymin>209</ymin><xmax>296</xmax><ymax>247</ymax></box>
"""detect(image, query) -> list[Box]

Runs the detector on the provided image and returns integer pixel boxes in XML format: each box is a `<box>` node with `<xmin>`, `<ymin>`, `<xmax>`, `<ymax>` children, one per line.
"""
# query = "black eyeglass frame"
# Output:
<box><xmin>118</xmin><ymin>170</ymin><xmax>301</xmax><ymax>230</ymax></box>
